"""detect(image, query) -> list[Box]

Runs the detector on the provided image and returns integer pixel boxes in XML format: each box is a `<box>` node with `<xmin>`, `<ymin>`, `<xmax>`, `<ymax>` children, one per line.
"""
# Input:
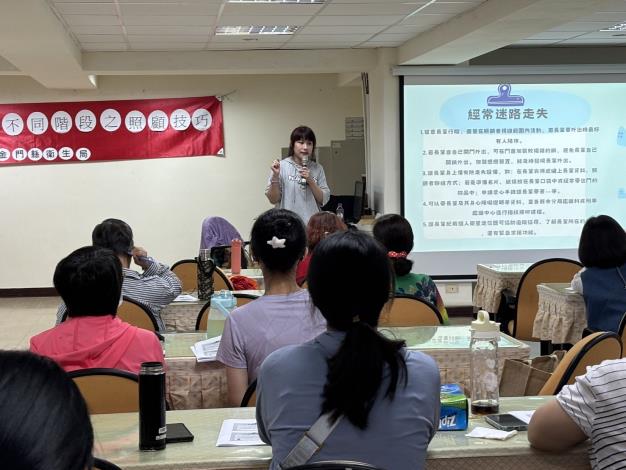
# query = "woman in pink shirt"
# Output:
<box><xmin>30</xmin><ymin>246</ymin><xmax>163</xmax><ymax>374</ymax></box>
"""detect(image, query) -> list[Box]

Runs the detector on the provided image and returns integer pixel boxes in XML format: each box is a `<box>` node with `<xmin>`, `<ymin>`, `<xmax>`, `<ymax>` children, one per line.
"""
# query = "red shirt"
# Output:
<box><xmin>296</xmin><ymin>254</ymin><xmax>312</xmax><ymax>286</ymax></box>
<box><xmin>30</xmin><ymin>315</ymin><xmax>164</xmax><ymax>374</ymax></box>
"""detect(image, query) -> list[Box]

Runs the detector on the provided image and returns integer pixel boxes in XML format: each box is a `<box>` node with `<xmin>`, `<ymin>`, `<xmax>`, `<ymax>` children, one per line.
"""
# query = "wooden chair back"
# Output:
<box><xmin>93</xmin><ymin>458</ymin><xmax>122</xmax><ymax>470</ymax></box>
<box><xmin>618</xmin><ymin>312</ymin><xmax>626</xmax><ymax>358</ymax></box>
<box><xmin>240</xmin><ymin>379</ymin><xmax>257</xmax><ymax>407</ymax></box>
<box><xmin>117</xmin><ymin>297</ymin><xmax>159</xmax><ymax>332</ymax></box>
<box><xmin>68</xmin><ymin>368</ymin><xmax>139</xmax><ymax>414</ymax></box>
<box><xmin>539</xmin><ymin>331</ymin><xmax>622</xmax><ymax>395</ymax></box>
<box><xmin>171</xmin><ymin>259</ymin><xmax>198</xmax><ymax>292</ymax></box>
<box><xmin>378</xmin><ymin>295</ymin><xmax>443</xmax><ymax>327</ymax></box>
<box><xmin>513</xmin><ymin>258</ymin><xmax>582</xmax><ymax>341</ymax></box>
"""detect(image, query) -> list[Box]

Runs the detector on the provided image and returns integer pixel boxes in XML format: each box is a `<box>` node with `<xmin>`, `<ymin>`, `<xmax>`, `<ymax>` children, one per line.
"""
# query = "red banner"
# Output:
<box><xmin>0</xmin><ymin>96</ymin><xmax>224</xmax><ymax>166</ymax></box>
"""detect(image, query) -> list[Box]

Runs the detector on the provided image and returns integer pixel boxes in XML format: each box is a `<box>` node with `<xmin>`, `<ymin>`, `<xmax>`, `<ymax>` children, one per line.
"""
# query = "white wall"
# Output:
<box><xmin>0</xmin><ymin>74</ymin><xmax>362</xmax><ymax>288</ymax></box>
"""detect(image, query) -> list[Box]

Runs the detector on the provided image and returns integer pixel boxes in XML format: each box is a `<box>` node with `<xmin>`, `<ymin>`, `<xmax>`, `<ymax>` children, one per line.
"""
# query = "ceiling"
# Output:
<box><xmin>1</xmin><ymin>0</ymin><xmax>626</xmax><ymax>89</ymax></box>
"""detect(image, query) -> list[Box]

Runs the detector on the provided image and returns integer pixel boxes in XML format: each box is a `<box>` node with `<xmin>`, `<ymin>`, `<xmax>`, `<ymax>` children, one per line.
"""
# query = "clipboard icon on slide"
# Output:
<box><xmin>617</xmin><ymin>127</ymin><xmax>626</xmax><ymax>147</ymax></box>
<box><xmin>487</xmin><ymin>84</ymin><xmax>524</xmax><ymax>106</ymax></box>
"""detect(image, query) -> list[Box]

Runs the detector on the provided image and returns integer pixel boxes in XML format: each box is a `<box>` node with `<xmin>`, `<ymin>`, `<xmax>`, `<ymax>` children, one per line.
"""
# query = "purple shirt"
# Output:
<box><xmin>216</xmin><ymin>289</ymin><xmax>326</xmax><ymax>382</ymax></box>
<box><xmin>200</xmin><ymin>216</ymin><xmax>242</xmax><ymax>251</ymax></box>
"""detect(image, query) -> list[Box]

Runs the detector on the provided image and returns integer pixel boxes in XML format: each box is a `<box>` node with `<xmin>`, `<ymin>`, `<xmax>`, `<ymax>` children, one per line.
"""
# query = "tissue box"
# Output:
<box><xmin>439</xmin><ymin>384</ymin><xmax>468</xmax><ymax>431</ymax></box>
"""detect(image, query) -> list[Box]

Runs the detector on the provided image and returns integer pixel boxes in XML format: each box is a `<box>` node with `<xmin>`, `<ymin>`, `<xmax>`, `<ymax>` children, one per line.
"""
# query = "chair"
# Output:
<box><xmin>378</xmin><ymin>295</ymin><xmax>443</xmax><ymax>327</ymax></box>
<box><xmin>240</xmin><ymin>379</ymin><xmax>257</xmax><ymax>407</ymax></box>
<box><xmin>171</xmin><ymin>259</ymin><xmax>198</xmax><ymax>292</ymax></box>
<box><xmin>539</xmin><ymin>331</ymin><xmax>622</xmax><ymax>395</ymax></box>
<box><xmin>509</xmin><ymin>258</ymin><xmax>582</xmax><ymax>342</ymax></box>
<box><xmin>618</xmin><ymin>312</ymin><xmax>626</xmax><ymax>358</ymax></box>
<box><xmin>195</xmin><ymin>293</ymin><xmax>260</xmax><ymax>331</ymax></box>
<box><xmin>93</xmin><ymin>458</ymin><xmax>122</xmax><ymax>470</ymax></box>
<box><xmin>214</xmin><ymin>266</ymin><xmax>235</xmax><ymax>291</ymax></box>
<box><xmin>68</xmin><ymin>368</ymin><xmax>139</xmax><ymax>414</ymax></box>
<box><xmin>286</xmin><ymin>462</ymin><xmax>383</xmax><ymax>470</ymax></box>
<box><xmin>117</xmin><ymin>297</ymin><xmax>159</xmax><ymax>332</ymax></box>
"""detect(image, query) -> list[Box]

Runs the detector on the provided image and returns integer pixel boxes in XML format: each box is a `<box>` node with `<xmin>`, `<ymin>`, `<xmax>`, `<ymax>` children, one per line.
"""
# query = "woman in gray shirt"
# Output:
<box><xmin>256</xmin><ymin>231</ymin><xmax>441</xmax><ymax>470</ymax></box>
<box><xmin>265</xmin><ymin>126</ymin><xmax>330</xmax><ymax>225</ymax></box>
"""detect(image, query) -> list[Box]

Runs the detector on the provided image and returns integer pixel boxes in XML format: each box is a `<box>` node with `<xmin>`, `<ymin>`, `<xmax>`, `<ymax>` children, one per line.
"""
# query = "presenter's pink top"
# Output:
<box><xmin>30</xmin><ymin>315</ymin><xmax>164</xmax><ymax>374</ymax></box>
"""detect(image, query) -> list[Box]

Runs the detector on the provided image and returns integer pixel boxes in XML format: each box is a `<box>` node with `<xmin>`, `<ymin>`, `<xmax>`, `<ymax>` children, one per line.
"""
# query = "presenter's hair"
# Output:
<box><xmin>308</xmin><ymin>231</ymin><xmax>406</xmax><ymax>429</ymax></box>
<box><xmin>306</xmin><ymin>212</ymin><xmax>348</xmax><ymax>252</ymax></box>
<box><xmin>250</xmin><ymin>209</ymin><xmax>306</xmax><ymax>273</ymax></box>
<box><xmin>372</xmin><ymin>214</ymin><xmax>414</xmax><ymax>276</ymax></box>
<box><xmin>92</xmin><ymin>218</ymin><xmax>134</xmax><ymax>256</ymax></box>
<box><xmin>54</xmin><ymin>246</ymin><xmax>123</xmax><ymax>317</ymax></box>
<box><xmin>288</xmin><ymin>125</ymin><xmax>316</xmax><ymax>159</ymax></box>
<box><xmin>578</xmin><ymin>215</ymin><xmax>626</xmax><ymax>268</ymax></box>
<box><xmin>0</xmin><ymin>351</ymin><xmax>93</xmax><ymax>470</ymax></box>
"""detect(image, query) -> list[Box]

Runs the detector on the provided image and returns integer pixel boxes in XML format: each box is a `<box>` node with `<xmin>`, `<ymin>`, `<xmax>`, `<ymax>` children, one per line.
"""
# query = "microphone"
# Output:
<box><xmin>300</xmin><ymin>155</ymin><xmax>309</xmax><ymax>186</ymax></box>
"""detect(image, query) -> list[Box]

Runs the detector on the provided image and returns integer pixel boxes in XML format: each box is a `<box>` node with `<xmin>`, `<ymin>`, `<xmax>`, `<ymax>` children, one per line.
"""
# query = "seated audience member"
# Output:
<box><xmin>571</xmin><ymin>215</ymin><xmax>626</xmax><ymax>333</ymax></box>
<box><xmin>216</xmin><ymin>208</ymin><xmax>326</xmax><ymax>406</ymax></box>
<box><xmin>296</xmin><ymin>211</ymin><xmax>347</xmax><ymax>286</ymax></box>
<box><xmin>528</xmin><ymin>357</ymin><xmax>626</xmax><ymax>468</ymax></box>
<box><xmin>0</xmin><ymin>350</ymin><xmax>93</xmax><ymax>470</ymax></box>
<box><xmin>31</xmin><ymin>246</ymin><xmax>164</xmax><ymax>374</ymax></box>
<box><xmin>55</xmin><ymin>218</ymin><xmax>181</xmax><ymax>331</ymax></box>
<box><xmin>256</xmin><ymin>231</ymin><xmax>440</xmax><ymax>470</ymax></box>
<box><xmin>373</xmin><ymin>214</ymin><xmax>448</xmax><ymax>324</ymax></box>
<box><xmin>199</xmin><ymin>215</ymin><xmax>248</xmax><ymax>269</ymax></box>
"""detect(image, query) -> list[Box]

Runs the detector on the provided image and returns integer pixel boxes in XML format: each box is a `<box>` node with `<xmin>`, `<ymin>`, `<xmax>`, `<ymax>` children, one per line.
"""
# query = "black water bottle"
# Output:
<box><xmin>139</xmin><ymin>361</ymin><xmax>166</xmax><ymax>451</ymax></box>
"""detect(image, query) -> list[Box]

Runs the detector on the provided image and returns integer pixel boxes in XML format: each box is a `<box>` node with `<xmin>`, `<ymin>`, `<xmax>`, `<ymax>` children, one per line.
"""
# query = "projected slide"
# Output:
<box><xmin>403</xmin><ymin>82</ymin><xmax>626</xmax><ymax>253</ymax></box>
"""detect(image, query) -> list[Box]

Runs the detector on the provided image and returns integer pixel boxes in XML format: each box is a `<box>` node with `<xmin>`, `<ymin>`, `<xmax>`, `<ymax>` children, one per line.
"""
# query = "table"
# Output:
<box><xmin>163</xmin><ymin>326</ymin><xmax>529</xmax><ymax>410</ymax></box>
<box><xmin>382</xmin><ymin>326</ymin><xmax>530</xmax><ymax>391</ymax></box>
<box><xmin>474</xmin><ymin>263</ymin><xmax>532</xmax><ymax>313</ymax></box>
<box><xmin>92</xmin><ymin>397</ymin><xmax>590</xmax><ymax>470</ymax></box>
<box><xmin>161</xmin><ymin>290</ymin><xmax>265</xmax><ymax>332</ymax></box>
<box><xmin>533</xmin><ymin>283</ymin><xmax>586</xmax><ymax>345</ymax></box>
<box><xmin>165</xmin><ymin>333</ymin><xmax>228</xmax><ymax>410</ymax></box>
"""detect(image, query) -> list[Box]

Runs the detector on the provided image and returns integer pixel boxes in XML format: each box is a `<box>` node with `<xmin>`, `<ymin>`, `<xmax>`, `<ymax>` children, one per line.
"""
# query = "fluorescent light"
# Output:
<box><xmin>228</xmin><ymin>0</ymin><xmax>324</xmax><ymax>3</ymax></box>
<box><xmin>600</xmin><ymin>22</ymin><xmax>626</xmax><ymax>32</ymax></box>
<box><xmin>216</xmin><ymin>25</ymin><xmax>299</xmax><ymax>35</ymax></box>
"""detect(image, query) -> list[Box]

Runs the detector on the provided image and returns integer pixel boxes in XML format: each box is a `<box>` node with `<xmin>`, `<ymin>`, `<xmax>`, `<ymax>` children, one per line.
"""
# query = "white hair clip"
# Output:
<box><xmin>267</xmin><ymin>236</ymin><xmax>286</xmax><ymax>249</ymax></box>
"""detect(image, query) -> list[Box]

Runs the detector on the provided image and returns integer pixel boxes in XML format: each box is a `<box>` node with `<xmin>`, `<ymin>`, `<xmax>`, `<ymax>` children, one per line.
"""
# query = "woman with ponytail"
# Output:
<box><xmin>256</xmin><ymin>231</ymin><xmax>440</xmax><ymax>470</ymax></box>
<box><xmin>373</xmin><ymin>214</ymin><xmax>448</xmax><ymax>324</ymax></box>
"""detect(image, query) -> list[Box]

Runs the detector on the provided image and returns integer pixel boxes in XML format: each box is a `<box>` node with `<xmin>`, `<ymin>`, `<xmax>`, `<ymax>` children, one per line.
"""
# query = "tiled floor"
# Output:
<box><xmin>0</xmin><ymin>297</ymin><xmax>59</xmax><ymax>349</ymax></box>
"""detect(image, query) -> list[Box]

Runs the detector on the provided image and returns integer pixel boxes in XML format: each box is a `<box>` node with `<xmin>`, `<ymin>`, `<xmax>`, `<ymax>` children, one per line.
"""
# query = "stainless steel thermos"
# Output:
<box><xmin>139</xmin><ymin>361</ymin><xmax>166</xmax><ymax>451</ymax></box>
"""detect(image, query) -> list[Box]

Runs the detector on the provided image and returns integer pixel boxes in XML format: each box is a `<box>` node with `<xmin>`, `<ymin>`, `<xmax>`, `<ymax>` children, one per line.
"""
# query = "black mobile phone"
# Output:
<box><xmin>166</xmin><ymin>423</ymin><xmax>194</xmax><ymax>443</ymax></box>
<box><xmin>484</xmin><ymin>414</ymin><xmax>528</xmax><ymax>431</ymax></box>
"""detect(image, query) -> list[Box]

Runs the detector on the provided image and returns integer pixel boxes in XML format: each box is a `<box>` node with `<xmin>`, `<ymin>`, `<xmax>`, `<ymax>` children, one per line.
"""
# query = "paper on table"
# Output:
<box><xmin>466</xmin><ymin>426</ymin><xmax>518</xmax><ymax>440</ymax></box>
<box><xmin>173</xmin><ymin>294</ymin><xmax>199</xmax><ymax>302</ymax></box>
<box><xmin>190</xmin><ymin>336</ymin><xmax>221</xmax><ymax>362</ymax></box>
<box><xmin>216</xmin><ymin>419</ymin><xmax>266</xmax><ymax>447</ymax></box>
<box><xmin>508</xmin><ymin>410</ymin><xmax>535</xmax><ymax>424</ymax></box>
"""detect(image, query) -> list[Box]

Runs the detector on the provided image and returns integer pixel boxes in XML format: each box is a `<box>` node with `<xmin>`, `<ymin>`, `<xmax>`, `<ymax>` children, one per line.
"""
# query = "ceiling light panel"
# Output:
<box><xmin>228</xmin><ymin>0</ymin><xmax>325</xmax><ymax>3</ymax></box>
<box><xmin>600</xmin><ymin>22</ymin><xmax>626</xmax><ymax>31</ymax></box>
<box><xmin>216</xmin><ymin>25</ymin><xmax>299</xmax><ymax>35</ymax></box>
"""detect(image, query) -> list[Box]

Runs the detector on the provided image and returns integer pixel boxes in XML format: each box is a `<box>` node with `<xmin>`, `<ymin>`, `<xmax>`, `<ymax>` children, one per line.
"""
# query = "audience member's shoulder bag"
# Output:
<box><xmin>499</xmin><ymin>351</ymin><xmax>565</xmax><ymax>396</ymax></box>
<box><xmin>279</xmin><ymin>413</ymin><xmax>343</xmax><ymax>470</ymax></box>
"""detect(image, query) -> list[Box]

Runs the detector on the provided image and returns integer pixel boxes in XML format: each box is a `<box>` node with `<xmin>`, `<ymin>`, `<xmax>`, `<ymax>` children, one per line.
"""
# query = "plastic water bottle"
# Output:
<box><xmin>470</xmin><ymin>310</ymin><xmax>500</xmax><ymax>415</ymax></box>
<box><xmin>336</xmin><ymin>203</ymin><xmax>344</xmax><ymax>221</ymax></box>
<box><xmin>211</xmin><ymin>290</ymin><xmax>237</xmax><ymax>318</ymax></box>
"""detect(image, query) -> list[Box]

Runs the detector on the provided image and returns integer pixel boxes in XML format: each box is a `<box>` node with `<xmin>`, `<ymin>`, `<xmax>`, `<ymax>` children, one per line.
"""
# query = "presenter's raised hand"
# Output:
<box><xmin>271</xmin><ymin>159</ymin><xmax>280</xmax><ymax>179</ymax></box>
